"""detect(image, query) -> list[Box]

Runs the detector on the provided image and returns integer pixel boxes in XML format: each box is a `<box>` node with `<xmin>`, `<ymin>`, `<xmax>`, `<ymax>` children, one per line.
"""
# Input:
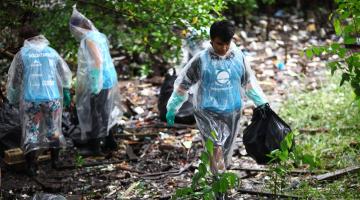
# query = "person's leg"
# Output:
<box><xmin>194</xmin><ymin>110</ymin><xmax>227</xmax><ymax>174</ymax></box>
<box><xmin>78</xmin><ymin>93</ymin><xmax>104</xmax><ymax>156</ymax></box>
<box><xmin>223</xmin><ymin>110</ymin><xmax>242</xmax><ymax>168</ymax></box>
<box><xmin>23</xmin><ymin>102</ymin><xmax>41</xmax><ymax>176</ymax></box>
<box><xmin>99</xmin><ymin>89</ymin><xmax>118</xmax><ymax>152</ymax></box>
<box><xmin>43</xmin><ymin>100</ymin><xmax>62</xmax><ymax>168</ymax></box>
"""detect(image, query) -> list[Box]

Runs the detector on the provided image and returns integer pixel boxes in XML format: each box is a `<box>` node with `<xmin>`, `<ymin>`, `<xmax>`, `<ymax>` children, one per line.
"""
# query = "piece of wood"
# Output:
<box><xmin>125</xmin><ymin>145</ymin><xmax>138</xmax><ymax>161</ymax></box>
<box><xmin>237</xmin><ymin>188</ymin><xmax>301</xmax><ymax>199</ymax></box>
<box><xmin>313</xmin><ymin>165</ymin><xmax>360</xmax><ymax>181</ymax></box>
<box><xmin>140</xmin><ymin>163</ymin><xmax>192</xmax><ymax>179</ymax></box>
<box><xmin>299</xmin><ymin>127</ymin><xmax>329</xmax><ymax>133</ymax></box>
<box><xmin>230</xmin><ymin>166</ymin><xmax>319</xmax><ymax>175</ymax></box>
<box><xmin>299</xmin><ymin>126</ymin><xmax>359</xmax><ymax>134</ymax></box>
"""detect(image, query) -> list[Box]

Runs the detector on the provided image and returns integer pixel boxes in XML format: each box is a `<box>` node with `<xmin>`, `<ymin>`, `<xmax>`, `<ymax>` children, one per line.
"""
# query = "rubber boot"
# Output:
<box><xmin>25</xmin><ymin>151</ymin><xmax>38</xmax><ymax>177</ymax></box>
<box><xmin>103</xmin><ymin>131</ymin><xmax>118</xmax><ymax>153</ymax></box>
<box><xmin>79</xmin><ymin>138</ymin><xmax>104</xmax><ymax>157</ymax></box>
<box><xmin>51</xmin><ymin>148</ymin><xmax>60</xmax><ymax>169</ymax></box>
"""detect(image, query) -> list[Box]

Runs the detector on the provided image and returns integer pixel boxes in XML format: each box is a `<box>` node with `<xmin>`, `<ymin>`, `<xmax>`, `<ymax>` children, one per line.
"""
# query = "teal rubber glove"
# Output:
<box><xmin>166</xmin><ymin>91</ymin><xmax>187</xmax><ymax>126</ymax></box>
<box><xmin>63</xmin><ymin>88</ymin><xmax>71</xmax><ymax>108</ymax></box>
<box><xmin>90</xmin><ymin>68</ymin><xmax>101</xmax><ymax>94</ymax></box>
<box><xmin>166</xmin><ymin>109</ymin><xmax>176</xmax><ymax>126</ymax></box>
<box><xmin>245</xmin><ymin>88</ymin><xmax>267</xmax><ymax>106</ymax></box>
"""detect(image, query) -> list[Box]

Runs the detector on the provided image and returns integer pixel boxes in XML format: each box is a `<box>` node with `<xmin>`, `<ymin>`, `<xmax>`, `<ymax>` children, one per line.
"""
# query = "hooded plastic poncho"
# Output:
<box><xmin>6</xmin><ymin>35</ymin><xmax>72</xmax><ymax>154</ymax></box>
<box><xmin>69</xmin><ymin>6</ymin><xmax>122</xmax><ymax>140</ymax></box>
<box><xmin>167</xmin><ymin>43</ymin><xmax>268</xmax><ymax>168</ymax></box>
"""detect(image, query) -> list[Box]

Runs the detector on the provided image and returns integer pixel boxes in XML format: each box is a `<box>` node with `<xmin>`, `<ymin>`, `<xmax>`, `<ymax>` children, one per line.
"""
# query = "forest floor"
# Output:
<box><xmin>1</xmin><ymin>12</ymin><xmax>359</xmax><ymax>200</ymax></box>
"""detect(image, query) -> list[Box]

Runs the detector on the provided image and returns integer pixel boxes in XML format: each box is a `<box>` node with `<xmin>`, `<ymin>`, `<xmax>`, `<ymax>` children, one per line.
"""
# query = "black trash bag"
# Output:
<box><xmin>32</xmin><ymin>193</ymin><xmax>66</xmax><ymax>200</ymax></box>
<box><xmin>0</xmin><ymin>101</ymin><xmax>21</xmax><ymax>156</ymax></box>
<box><xmin>158</xmin><ymin>68</ymin><xmax>195</xmax><ymax>124</ymax></box>
<box><xmin>243</xmin><ymin>103</ymin><xmax>292</xmax><ymax>164</ymax></box>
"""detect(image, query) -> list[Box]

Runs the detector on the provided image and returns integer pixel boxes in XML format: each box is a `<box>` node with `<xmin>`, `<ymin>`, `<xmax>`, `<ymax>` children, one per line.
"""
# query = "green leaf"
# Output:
<box><xmin>205</xmin><ymin>139</ymin><xmax>214</xmax><ymax>156</ymax></box>
<box><xmin>203</xmin><ymin>191</ymin><xmax>215</xmax><ymax>200</ymax></box>
<box><xmin>222</xmin><ymin>172</ymin><xmax>238</xmax><ymax>188</ymax></box>
<box><xmin>175</xmin><ymin>187</ymin><xmax>193</xmax><ymax>198</ymax></box>
<box><xmin>210</xmin><ymin>130</ymin><xmax>217</xmax><ymax>140</ymax></box>
<box><xmin>340</xmin><ymin>73</ymin><xmax>350</xmax><ymax>86</ymax></box>
<box><xmin>312</xmin><ymin>47</ymin><xmax>322</xmax><ymax>56</ymax></box>
<box><xmin>333</xmin><ymin>18</ymin><xmax>342</xmax><ymax>35</ymax></box>
<box><xmin>198</xmin><ymin>163</ymin><xmax>207</xmax><ymax>177</ymax></box>
<box><xmin>331</xmin><ymin>43</ymin><xmax>340</xmax><ymax>51</ymax></box>
<box><xmin>200</xmin><ymin>152</ymin><xmax>209</xmax><ymax>165</ymax></box>
<box><xmin>305</xmin><ymin>49</ymin><xmax>313</xmax><ymax>59</ymax></box>
<box><xmin>327</xmin><ymin>62</ymin><xmax>339</xmax><ymax>75</ymax></box>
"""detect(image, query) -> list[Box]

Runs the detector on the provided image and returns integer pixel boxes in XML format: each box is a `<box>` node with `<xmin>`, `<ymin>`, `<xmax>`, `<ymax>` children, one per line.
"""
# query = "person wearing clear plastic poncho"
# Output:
<box><xmin>166</xmin><ymin>20</ymin><xmax>268</xmax><ymax>174</ymax></box>
<box><xmin>69</xmin><ymin>6</ymin><xmax>121</xmax><ymax>156</ymax></box>
<box><xmin>6</xmin><ymin>25</ymin><xmax>72</xmax><ymax>176</ymax></box>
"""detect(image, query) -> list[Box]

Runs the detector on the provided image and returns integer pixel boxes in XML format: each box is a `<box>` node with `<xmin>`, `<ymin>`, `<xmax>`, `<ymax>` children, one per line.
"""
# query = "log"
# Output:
<box><xmin>230</xmin><ymin>167</ymin><xmax>320</xmax><ymax>175</ymax></box>
<box><xmin>313</xmin><ymin>165</ymin><xmax>360</xmax><ymax>181</ymax></box>
<box><xmin>237</xmin><ymin>188</ymin><xmax>301</xmax><ymax>199</ymax></box>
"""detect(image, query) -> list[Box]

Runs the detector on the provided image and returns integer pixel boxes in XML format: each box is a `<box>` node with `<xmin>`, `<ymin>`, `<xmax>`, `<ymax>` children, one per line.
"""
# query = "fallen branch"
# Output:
<box><xmin>299</xmin><ymin>127</ymin><xmax>329</xmax><ymax>133</ymax></box>
<box><xmin>56</xmin><ymin>159</ymin><xmax>143</xmax><ymax>174</ymax></box>
<box><xmin>0</xmin><ymin>48</ymin><xmax>15</xmax><ymax>59</ymax></box>
<box><xmin>140</xmin><ymin>163</ymin><xmax>192</xmax><ymax>180</ymax></box>
<box><xmin>299</xmin><ymin>126</ymin><xmax>360</xmax><ymax>134</ymax></box>
<box><xmin>237</xmin><ymin>188</ymin><xmax>302</xmax><ymax>199</ymax></box>
<box><xmin>313</xmin><ymin>165</ymin><xmax>360</xmax><ymax>181</ymax></box>
<box><xmin>230</xmin><ymin>167</ymin><xmax>320</xmax><ymax>175</ymax></box>
<box><xmin>128</xmin><ymin>122</ymin><xmax>196</xmax><ymax>130</ymax></box>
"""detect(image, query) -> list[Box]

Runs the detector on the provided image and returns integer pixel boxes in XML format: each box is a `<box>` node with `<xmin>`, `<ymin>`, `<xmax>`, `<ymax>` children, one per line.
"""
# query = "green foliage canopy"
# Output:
<box><xmin>0</xmin><ymin>0</ymin><xmax>227</xmax><ymax>75</ymax></box>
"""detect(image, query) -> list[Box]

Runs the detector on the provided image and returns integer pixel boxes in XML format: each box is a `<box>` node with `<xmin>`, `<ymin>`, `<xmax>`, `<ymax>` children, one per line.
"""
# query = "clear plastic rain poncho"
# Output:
<box><xmin>69</xmin><ymin>6</ymin><xmax>122</xmax><ymax>140</ymax></box>
<box><xmin>6</xmin><ymin>35</ymin><xmax>72</xmax><ymax>154</ymax></box>
<box><xmin>167</xmin><ymin>43</ymin><xmax>268</xmax><ymax>170</ymax></box>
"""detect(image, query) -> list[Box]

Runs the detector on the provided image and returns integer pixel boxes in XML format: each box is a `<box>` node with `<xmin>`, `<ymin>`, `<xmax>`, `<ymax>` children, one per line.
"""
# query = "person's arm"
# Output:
<box><xmin>56</xmin><ymin>56</ymin><xmax>72</xmax><ymax>89</ymax></box>
<box><xmin>86</xmin><ymin>39</ymin><xmax>103</xmax><ymax>68</ymax></box>
<box><xmin>56</xmin><ymin>56</ymin><xmax>72</xmax><ymax>107</ymax></box>
<box><xmin>242</xmin><ymin>53</ymin><xmax>268</xmax><ymax>106</ymax></box>
<box><xmin>86</xmin><ymin>39</ymin><xmax>103</xmax><ymax>94</ymax></box>
<box><xmin>6</xmin><ymin>52</ymin><xmax>23</xmax><ymax>105</ymax></box>
<box><xmin>166</xmin><ymin>56</ymin><xmax>201</xmax><ymax>125</ymax></box>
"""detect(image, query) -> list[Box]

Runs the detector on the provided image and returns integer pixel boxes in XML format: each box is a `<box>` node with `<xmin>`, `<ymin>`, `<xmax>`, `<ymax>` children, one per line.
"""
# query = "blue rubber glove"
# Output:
<box><xmin>166</xmin><ymin>91</ymin><xmax>187</xmax><ymax>126</ymax></box>
<box><xmin>246</xmin><ymin>88</ymin><xmax>267</xmax><ymax>106</ymax></box>
<box><xmin>90</xmin><ymin>68</ymin><xmax>101</xmax><ymax>94</ymax></box>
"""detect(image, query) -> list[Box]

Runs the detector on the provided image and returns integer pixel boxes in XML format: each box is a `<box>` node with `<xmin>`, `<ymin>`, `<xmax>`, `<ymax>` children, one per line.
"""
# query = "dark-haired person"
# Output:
<box><xmin>6</xmin><ymin>25</ymin><xmax>72</xmax><ymax>176</ymax></box>
<box><xmin>166</xmin><ymin>20</ymin><xmax>268</xmax><ymax>174</ymax></box>
<box><xmin>69</xmin><ymin>6</ymin><xmax>121</xmax><ymax>156</ymax></box>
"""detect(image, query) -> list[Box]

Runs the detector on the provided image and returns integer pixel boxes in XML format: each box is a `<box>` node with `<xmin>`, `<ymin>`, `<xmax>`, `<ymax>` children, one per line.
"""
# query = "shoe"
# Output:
<box><xmin>78</xmin><ymin>138</ymin><xmax>105</xmax><ymax>157</ymax></box>
<box><xmin>102</xmin><ymin>131</ymin><xmax>118</xmax><ymax>153</ymax></box>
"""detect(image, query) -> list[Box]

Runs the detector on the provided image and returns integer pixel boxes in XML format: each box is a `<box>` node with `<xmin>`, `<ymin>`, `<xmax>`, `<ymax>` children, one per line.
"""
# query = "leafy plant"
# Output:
<box><xmin>305</xmin><ymin>0</ymin><xmax>360</xmax><ymax>100</ymax></box>
<box><xmin>173</xmin><ymin>138</ymin><xmax>239</xmax><ymax>200</ymax></box>
<box><xmin>75</xmin><ymin>152</ymin><xmax>85</xmax><ymax>168</ymax></box>
<box><xmin>266</xmin><ymin>132</ymin><xmax>319</xmax><ymax>195</ymax></box>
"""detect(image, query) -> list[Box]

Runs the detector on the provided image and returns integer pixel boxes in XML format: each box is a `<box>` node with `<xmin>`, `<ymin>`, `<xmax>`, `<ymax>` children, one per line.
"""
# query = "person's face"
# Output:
<box><xmin>210</xmin><ymin>37</ymin><xmax>231</xmax><ymax>56</ymax></box>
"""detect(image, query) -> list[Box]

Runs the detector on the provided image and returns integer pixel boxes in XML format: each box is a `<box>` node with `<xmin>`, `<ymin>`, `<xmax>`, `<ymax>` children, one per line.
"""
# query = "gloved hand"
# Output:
<box><xmin>245</xmin><ymin>88</ymin><xmax>268</xmax><ymax>106</ymax></box>
<box><xmin>63</xmin><ymin>88</ymin><xmax>71</xmax><ymax>108</ymax></box>
<box><xmin>90</xmin><ymin>68</ymin><xmax>101</xmax><ymax>94</ymax></box>
<box><xmin>166</xmin><ymin>91</ymin><xmax>187</xmax><ymax>126</ymax></box>
<box><xmin>166</xmin><ymin>109</ymin><xmax>176</xmax><ymax>126</ymax></box>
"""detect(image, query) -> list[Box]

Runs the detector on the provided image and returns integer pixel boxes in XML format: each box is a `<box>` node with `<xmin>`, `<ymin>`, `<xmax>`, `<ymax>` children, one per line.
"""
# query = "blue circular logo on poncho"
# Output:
<box><xmin>216</xmin><ymin>70</ymin><xmax>230</xmax><ymax>85</ymax></box>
